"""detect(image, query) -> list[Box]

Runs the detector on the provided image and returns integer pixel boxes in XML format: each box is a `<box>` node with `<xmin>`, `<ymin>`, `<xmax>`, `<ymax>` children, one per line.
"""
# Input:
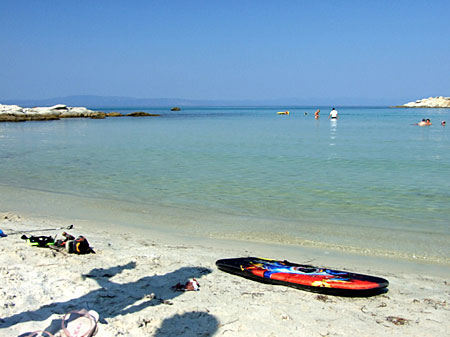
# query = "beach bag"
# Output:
<box><xmin>21</xmin><ymin>235</ymin><xmax>55</xmax><ymax>248</ymax></box>
<box><xmin>66</xmin><ymin>236</ymin><xmax>94</xmax><ymax>254</ymax></box>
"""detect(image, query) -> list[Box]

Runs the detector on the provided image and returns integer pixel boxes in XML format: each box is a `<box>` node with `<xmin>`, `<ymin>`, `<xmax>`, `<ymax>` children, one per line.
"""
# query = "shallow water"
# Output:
<box><xmin>1</xmin><ymin>106</ymin><xmax>449</xmax><ymax>263</ymax></box>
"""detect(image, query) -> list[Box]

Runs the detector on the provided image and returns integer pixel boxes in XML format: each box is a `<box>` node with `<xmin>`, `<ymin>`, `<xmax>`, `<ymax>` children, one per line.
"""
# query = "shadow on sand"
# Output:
<box><xmin>1</xmin><ymin>261</ymin><xmax>214</xmax><ymax>336</ymax></box>
<box><xmin>153</xmin><ymin>311</ymin><xmax>219</xmax><ymax>337</ymax></box>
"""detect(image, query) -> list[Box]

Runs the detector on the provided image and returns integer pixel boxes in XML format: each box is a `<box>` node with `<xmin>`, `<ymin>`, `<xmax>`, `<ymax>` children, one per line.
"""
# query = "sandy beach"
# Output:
<box><xmin>0</xmin><ymin>211</ymin><xmax>448</xmax><ymax>337</ymax></box>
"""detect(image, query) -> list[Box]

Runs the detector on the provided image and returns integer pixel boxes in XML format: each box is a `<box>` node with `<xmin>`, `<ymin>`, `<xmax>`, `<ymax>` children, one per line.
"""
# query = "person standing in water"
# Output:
<box><xmin>329</xmin><ymin>108</ymin><xmax>338</xmax><ymax>119</ymax></box>
<box><xmin>314</xmin><ymin>109</ymin><xmax>320</xmax><ymax>119</ymax></box>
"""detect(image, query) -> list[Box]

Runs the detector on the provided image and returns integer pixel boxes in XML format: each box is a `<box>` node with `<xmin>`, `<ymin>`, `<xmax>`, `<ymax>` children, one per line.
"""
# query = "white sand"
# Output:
<box><xmin>0</xmin><ymin>212</ymin><xmax>449</xmax><ymax>337</ymax></box>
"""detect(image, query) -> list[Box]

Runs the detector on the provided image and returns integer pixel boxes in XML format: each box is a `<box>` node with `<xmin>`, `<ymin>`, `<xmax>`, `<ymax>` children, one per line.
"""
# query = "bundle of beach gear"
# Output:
<box><xmin>22</xmin><ymin>231</ymin><xmax>95</xmax><ymax>254</ymax></box>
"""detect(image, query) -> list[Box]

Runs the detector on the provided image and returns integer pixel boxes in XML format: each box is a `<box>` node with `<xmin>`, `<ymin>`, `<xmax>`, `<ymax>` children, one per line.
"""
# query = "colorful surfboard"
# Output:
<box><xmin>216</xmin><ymin>257</ymin><xmax>389</xmax><ymax>296</ymax></box>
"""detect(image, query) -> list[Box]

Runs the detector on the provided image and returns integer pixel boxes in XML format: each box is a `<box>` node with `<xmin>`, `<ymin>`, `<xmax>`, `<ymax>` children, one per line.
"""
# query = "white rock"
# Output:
<box><xmin>400</xmin><ymin>96</ymin><xmax>450</xmax><ymax>108</ymax></box>
<box><xmin>25</xmin><ymin>107</ymin><xmax>59</xmax><ymax>115</ymax></box>
<box><xmin>0</xmin><ymin>104</ymin><xmax>23</xmax><ymax>114</ymax></box>
<box><xmin>68</xmin><ymin>107</ymin><xmax>92</xmax><ymax>114</ymax></box>
<box><xmin>0</xmin><ymin>103</ymin><xmax>99</xmax><ymax>121</ymax></box>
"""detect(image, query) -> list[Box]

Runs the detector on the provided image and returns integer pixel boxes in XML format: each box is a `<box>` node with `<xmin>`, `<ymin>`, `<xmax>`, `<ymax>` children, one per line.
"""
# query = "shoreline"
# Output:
<box><xmin>1</xmin><ymin>211</ymin><xmax>449</xmax><ymax>336</ymax></box>
<box><xmin>0</xmin><ymin>184</ymin><xmax>450</xmax><ymax>273</ymax></box>
<box><xmin>0</xmin><ymin>184</ymin><xmax>450</xmax><ymax>272</ymax></box>
<box><xmin>2</xmin><ymin>207</ymin><xmax>450</xmax><ymax>278</ymax></box>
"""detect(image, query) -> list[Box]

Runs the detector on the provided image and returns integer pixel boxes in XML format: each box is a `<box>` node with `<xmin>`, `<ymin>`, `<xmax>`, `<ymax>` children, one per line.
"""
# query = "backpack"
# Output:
<box><xmin>66</xmin><ymin>236</ymin><xmax>94</xmax><ymax>254</ymax></box>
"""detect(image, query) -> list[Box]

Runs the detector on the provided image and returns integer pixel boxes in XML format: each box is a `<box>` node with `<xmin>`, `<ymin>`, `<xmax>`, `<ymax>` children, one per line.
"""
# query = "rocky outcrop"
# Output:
<box><xmin>89</xmin><ymin>113</ymin><xmax>107</xmax><ymax>119</ymax></box>
<box><xmin>171</xmin><ymin>107</ymin><xmax>181</xmax><ymax>111</ymax></box>
<box><xmin>127</xmin><ymin>112</ymin><xmax>161</xmax><ymax>117</ymax></box>
<box><xmin>397</xmin><ymin>96</ymin><xmax>450</xmax><ymax>108</ymax></box>
<box><xmin>59</xmin><ymin>106</ymin><xmax>105</xmax><ymax>118</ymax></box>
<box><xmin>0</xmin><ymin>104</ymin><xmax>163</xmax><ymax>122</ymax></box>
<box><xmin>106</xmin><ymin>112</ymin><xmax>124</xmax><ymax>117</ymax></box>
<box><xmin>0</xmin><ymin>104</ymin><xmax>105</xmax><ymax>122</ymax></box>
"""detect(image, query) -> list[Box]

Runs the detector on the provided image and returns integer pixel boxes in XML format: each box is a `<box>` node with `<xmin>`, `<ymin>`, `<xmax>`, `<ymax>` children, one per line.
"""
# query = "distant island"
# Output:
<box><xmin>394</xmin><ymin>96</ymin><xmax>450</xmax><ymax>108</ymax></box>
<box><xmin>1</xmin><ymin>94</ymin><xmax>402</xmax><ymax>108</ymax></box>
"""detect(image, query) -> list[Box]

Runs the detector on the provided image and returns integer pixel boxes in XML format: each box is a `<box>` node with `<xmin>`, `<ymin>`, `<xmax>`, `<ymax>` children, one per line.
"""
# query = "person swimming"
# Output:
<box><xmin>441</xmin><ymin>121</ymin><xmax>446</xmax><ymax>126</ymax></box>
<box><xmin>417</xmin><ymin>119</ymin><xmax>427</xmax><ymax>126</ymax></box>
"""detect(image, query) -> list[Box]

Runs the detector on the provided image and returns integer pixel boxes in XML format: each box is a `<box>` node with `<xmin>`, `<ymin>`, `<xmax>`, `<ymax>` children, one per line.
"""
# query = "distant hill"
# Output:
<box><xmin>1</xmin><ymin>95</ymin><xmax>399</xmax><ymax>108</ymax></box>
<box><xmin>1</xmin><ymin>95</ymin><xmax>206</xmax><ymax>109</ymax></box>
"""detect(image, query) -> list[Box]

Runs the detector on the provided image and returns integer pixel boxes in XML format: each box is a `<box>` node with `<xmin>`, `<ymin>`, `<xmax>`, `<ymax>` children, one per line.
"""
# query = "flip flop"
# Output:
<box><xmin>61</xmin><ymin>309</ymin><xmax>99</xmax><ymax>337</ymax></box>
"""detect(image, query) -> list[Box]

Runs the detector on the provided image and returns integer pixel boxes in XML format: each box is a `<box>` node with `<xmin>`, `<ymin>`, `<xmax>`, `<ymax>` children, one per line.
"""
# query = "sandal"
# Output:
<box><xmin>61</xmin><ymin>309</ymin><xmax>99</xmax><ymax>337</ymax></box>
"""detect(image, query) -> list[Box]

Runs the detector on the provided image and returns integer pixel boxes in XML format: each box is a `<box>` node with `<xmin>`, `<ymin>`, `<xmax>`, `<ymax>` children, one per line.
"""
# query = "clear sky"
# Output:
<box><xmin>1</xmin><ymin>0</ymin><xmax>449</xmax><ymax>103</ymax></box>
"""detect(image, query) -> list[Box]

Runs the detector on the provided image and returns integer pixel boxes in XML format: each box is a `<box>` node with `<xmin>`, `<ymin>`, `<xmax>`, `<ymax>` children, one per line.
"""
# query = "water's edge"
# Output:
<box><xmin>1</xmin><ymin>184</ymin><xmax>448</xmax><ymax>268</ymax></box>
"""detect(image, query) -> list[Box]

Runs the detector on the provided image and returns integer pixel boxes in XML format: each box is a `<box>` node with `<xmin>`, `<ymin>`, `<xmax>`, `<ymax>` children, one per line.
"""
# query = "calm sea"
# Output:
<box><xmin>1</xmin><ymin>107</ymin><xmax>449</xmax><ymax>264</ymax></box>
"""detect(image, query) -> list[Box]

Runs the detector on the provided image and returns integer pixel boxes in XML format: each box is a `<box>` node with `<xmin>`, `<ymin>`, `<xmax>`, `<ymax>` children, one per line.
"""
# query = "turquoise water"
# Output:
<box><xmin>1</xmin><ymin>107</ymin><xmax>449</xmax><ymax>263</ymax></box>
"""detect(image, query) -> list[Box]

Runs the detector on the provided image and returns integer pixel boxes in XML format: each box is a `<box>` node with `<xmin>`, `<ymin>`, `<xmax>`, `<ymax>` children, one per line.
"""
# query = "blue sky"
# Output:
<box><xmin>1</xmin><ymin>0</ymin><xmax>449</xmax><ymax>104</ymax></box>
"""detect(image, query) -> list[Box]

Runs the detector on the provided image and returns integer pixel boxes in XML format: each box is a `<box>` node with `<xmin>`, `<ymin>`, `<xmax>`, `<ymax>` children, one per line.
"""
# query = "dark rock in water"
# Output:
<box><xmin>0</xmin><ymin>114</ymin><xmax>27</xmax><ymax>122</ymax></box>
<box><xmin>106</xmin><ymin>112</ymin><xmax>124</xmax><ymax>117</ymax></box>
<box><xmin>26</xmin><ymin>114</ymin><xmax>60</xmax><ymax>121</ymax></box>
<box><xmin>171</xmin><ymin>107</ymin><xmax>181</xmax><ymax>111</ymax></box>
<box><xmin>0</xmin><ymin>114</ymin><xmax>60</xmax><ymax>122</ymax></box>
<box><xmin>90</xmin><ymin>112</ymin><xmax>107</xmax><ymax>119</ymax></box>
<box><xmin>127</xmin><ymin>112</ymin><xmax>161</xmax><ymax>117</ymax></box>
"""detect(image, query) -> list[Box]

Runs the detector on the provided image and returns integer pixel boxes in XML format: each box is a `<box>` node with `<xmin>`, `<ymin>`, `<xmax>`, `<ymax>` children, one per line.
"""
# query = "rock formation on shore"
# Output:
<box><xmin>0</xmin><ymin>104</ymin><xmax>106</xmax><ymax>122</ymax></box>
<box><xmin>0</xmin><ymin>104</ymin><xmax>160</xmax><ymax>122</ymax></box>
<box><xmin>398</xmin><ymin>96</ymin><xmax>450</xmax><ymax>108</ymax></box>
